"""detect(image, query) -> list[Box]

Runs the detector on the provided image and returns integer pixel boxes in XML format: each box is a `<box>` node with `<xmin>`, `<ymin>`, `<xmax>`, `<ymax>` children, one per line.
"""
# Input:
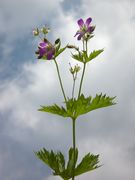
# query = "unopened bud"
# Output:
<box><xmin>67</xmin><ymin>45</ymin><xmax>79</xmax><ymax>51</ymax></box>
<box><xmin>41</xmin><ymin>26</ymin><xmax>50</xmax><ymax>34</ymax></box>
<box><xmin>74</xmin><ymin>64</ymin><xmax>81</xmax><ymax>73</ymax></box>
<box><xmin>33</xmin><ymin>28</ymin><xmax>39</xmax><ymax>36</ymax></box>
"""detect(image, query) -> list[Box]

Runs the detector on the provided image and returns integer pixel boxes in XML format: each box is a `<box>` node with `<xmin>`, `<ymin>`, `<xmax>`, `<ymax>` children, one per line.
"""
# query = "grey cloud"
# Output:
<box><xmin>0</xmin><ymin>0</ymin><xmax>135</xmax><ymax>179</ymax></box>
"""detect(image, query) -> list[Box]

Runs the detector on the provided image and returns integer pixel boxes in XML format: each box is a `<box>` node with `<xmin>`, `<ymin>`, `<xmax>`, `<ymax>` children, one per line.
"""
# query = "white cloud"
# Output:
<box><xmin>0</xmin><ymin>0</ymin><xmax>135</xmax><ymax>179</ymax></box>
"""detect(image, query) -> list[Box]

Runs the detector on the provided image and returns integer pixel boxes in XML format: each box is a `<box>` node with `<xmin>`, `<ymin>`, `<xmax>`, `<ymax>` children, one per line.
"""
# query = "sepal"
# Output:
<box><xmin>54</xmin><ymin>38</ymin><xmax>67</xmax><ymax>58</ymax></box>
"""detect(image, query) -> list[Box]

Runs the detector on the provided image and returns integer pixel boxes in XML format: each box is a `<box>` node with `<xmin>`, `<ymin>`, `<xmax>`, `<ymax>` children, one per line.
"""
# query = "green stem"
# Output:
<box><xmin>86</xmin><ymin>40</ymin><xmax>88</xmax><ymax>52</ymax></box>
<box><xmin>72</xmin><ymin>118</ymin><xmax>76</xmax><ymax>180</ymax></box>
<box><xmin>78</xmin><ymin>39</ymin><xmax>88</xmax><ymax>98</ymax></box>
<box><xmin>72</xmin><ymin>72</ymin><xmax>77</xmax><ymax>99</ymax></box>
<box><xmin>72</xmin><ymin>78</ymin><xmax>75</xmax><ymax>99</ymax></box>
<box><xmin>78</xmin><ymin>62</ymin><xmax>86</xmax><ymax>98</ymax></box>
<box><xmin>54</xmin><ymin>59</ymin><xmax>67</xmax><ymax>102</ymax></box>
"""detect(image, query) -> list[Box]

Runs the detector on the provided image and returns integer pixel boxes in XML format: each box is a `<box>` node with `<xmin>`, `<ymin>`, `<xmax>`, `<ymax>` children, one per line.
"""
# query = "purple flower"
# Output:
<box><xmin>36</xmin><ymin>39</ymin><xmax>55</xmax><ymax>60</ymax></box>
<box><xmin>74</xmin><ymin>17</ymin><xmax>95</xmax><ymax>40</ymax></box>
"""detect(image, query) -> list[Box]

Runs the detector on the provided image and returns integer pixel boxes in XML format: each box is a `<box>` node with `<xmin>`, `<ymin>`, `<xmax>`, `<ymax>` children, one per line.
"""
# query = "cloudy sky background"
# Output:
<box><xmin>0</xmin><ymin>0</ymin><xmax>135</xmax><ymax>179</ymax></box>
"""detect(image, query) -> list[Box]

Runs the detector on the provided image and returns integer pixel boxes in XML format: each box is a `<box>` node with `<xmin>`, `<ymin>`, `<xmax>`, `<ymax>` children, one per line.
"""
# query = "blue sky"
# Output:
<box><xmin>0</xmin><ymin>0</ymin><xmax>135</xmax><ymax>180</ymax></box>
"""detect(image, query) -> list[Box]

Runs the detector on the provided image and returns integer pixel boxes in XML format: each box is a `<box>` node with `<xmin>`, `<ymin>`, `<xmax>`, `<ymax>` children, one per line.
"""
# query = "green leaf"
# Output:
<box><xmin>65</xmin><ymin>94</ymin><xmax>116</xmax><ymax>119</ymax></box>
<box><xmin>38</xmin><ymin>104</ymin><xmax>68</xmax><ymax>118</ymax></box>
<box><xmin>82</xmin><ymin>51</ymin><xmax>89</xmax><ymax>62</ymax></box>
<box><xmin>87</xmin><ymin>49</ymin><xmax>104</xmax><ymax>62</ymax></box>
<box><xmin>35</xmin><ymin>147</ymin><xmax>101</xmax><ymax>179</ymax></box>
<box><xmin>55</xmin><ymin>46</ymin><xmax>67</xmax><ymax>58</ymax></box>
<box><xmin>66</xmin><ymin>148</ymin><xmax>78</xmax><ymax>175</ymax></box>
<box><xmin>72</xmin><ymin>52</ymin><xmax>84</xmax><ymax>63</ymax></box>
<box><xmin>35</xmin><ymin>148</ymin><xmax>78</xmax><ymax>180</ymax></box>
<box><xmin>35</xmin><ymin>148</ymin><xmax>66</xmax><ymax>178</ymax></box>
<box><xmin>39</xmin><ymin>94</ymin><xmax>116</xmax><ymax>119</ymax></box>
<box><xmin>74</xmin><ymin>153</ymin><xmax>100</xmax><ymax>176</ymax></box>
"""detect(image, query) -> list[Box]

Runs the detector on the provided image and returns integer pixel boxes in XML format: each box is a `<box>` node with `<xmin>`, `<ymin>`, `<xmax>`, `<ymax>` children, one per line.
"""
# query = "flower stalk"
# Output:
<box><xmin>54</xmin><ymin>58</ymin><xmax>67</xmax><ymax>102</ymax></box>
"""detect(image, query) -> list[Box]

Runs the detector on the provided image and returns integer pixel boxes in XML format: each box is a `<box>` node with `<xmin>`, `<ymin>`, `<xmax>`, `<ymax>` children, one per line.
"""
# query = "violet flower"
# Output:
<box><xmin>74</xmin><ymin>17</ymin><xmax>95</xmax><ymax>40</ymax></box>
<box><xmin>36</xmin><ymin>39</ymin><xmax>55</xmax><ymax>60</ymax></box>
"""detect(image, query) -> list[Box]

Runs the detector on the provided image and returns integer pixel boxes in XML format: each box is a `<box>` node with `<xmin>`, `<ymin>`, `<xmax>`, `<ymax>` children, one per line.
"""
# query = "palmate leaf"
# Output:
<box><xmin>35</xmin><ymin>148</ymin><xmax>67</xmax><ymax>179</ymax></box>
<box><xmin>35</xmin><ymin>147</ymin><xmax>100</xmax><ymax>180</ymax></box>
<box><xmin>72</xmin><ymin>49</ymin><xmax>104</xmax><ymax>63</ymax></box>
<box><xmin>38</xmin><ymin>104</ymin><xmax>68</xmax><ymax>118</ymax></box>
<box><xmin>74</xmin><ymin>153</ymin><xmax>100</xmax><ymax>176</ymax></box>
<box><xmin>39</xmin><ymin>94</ymin><xmax>116</xmax><ymax>119</ymax></box>
<box><xmin>65</xmin><ymin>93</ymin><xmax>116</xmax><ymax>119</ymax></box>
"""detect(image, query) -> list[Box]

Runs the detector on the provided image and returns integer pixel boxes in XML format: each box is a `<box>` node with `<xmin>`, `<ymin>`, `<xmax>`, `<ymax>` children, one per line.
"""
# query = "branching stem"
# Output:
<box><xmin>54</xmin><ymin>59</ymin><xmax>67</xmax><ymax>102</ymax></box>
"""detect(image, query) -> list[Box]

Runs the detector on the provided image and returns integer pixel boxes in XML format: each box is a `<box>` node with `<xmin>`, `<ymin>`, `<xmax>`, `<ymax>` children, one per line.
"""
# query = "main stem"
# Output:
<box><xmin>54</xmin><ymin>59</ymin><xmax>67</xmax><ymax>102</ymax></box>
<box><xmin>72</xmin><ymin>118</ymin><xmax>76</xmax><ymax>180</ymax></box>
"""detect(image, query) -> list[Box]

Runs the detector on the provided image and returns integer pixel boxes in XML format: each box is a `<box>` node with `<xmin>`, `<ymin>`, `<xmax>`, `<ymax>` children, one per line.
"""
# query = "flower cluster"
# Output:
<box><xmin>69</xmin><ymin>64</ymin><xmax>81</xmax><ymax>75</ymax></box>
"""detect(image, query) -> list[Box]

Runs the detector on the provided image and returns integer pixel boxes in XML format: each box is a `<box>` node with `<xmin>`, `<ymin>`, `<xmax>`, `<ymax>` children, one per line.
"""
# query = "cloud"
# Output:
<box><xmin>0</xmin><ymin>0</ymin><xmax>135</xmax><ymax>180</ymax></box>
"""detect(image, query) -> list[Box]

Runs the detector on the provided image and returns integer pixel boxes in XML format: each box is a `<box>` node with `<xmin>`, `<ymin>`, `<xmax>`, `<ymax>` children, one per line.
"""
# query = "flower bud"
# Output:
<box><xmin>67</xmin><ymin>45</ymin><xmax>79</xmax><ymax>51</ymax></box>
<box><xmin>41</xmin><ymin>26</ymin><xmax>50</xmax><ymax>34</ymax></box>
<box><xmin>74</xmin><ymin>64</ymin><xmax>81</xmax><ymax>73</ymax></box>
<box><xmin>33</xmin><ymin>28</ymin><xmax>39</xmax><ymax>36</ymax></box>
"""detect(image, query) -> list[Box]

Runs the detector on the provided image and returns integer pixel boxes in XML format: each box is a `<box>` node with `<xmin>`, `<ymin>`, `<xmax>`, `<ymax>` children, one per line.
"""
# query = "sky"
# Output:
<box><xmin>0</xmin><ymin>0</ymin><xmax>135</xmax><ymax>180</ymax></box>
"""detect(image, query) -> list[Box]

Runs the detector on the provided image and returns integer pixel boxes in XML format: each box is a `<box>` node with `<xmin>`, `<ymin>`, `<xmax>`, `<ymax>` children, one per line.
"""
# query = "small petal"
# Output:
<box><xmin>77</xmin><ymin>34</ymin><xmax>83</xmax><ymax>40</ymax></box>
<box><xmin>87</xmin><ymin>26</ymin><xmax>95</xmax><ymax>33</ymax></box>
<box><xmin>47</xmin><ymin>51</ymin><xmax>53</xmax><ymax>60</ymax></box>
<box><xmin>74</xmin><ymin>31</ymin><xmax>81</xmax><ymax>37</ymax></box>
<box><xmin>39</xmin><ymin>48</ymin><xmax>46</xmax><ymax>56</ymax></box>
<box><xmin>85</xmin><ymin>17</ymin><xmax>92</xmax><ymax>27</ymax></box>
<box><xmin>39</xmin><ymin>42</ymin><xmax>47</xmax><ymax>48</ymax></box>
<box><xmin>78</xmin><ymin>19</ymin><xmax>84</xmax><ymax>27</ymax></box>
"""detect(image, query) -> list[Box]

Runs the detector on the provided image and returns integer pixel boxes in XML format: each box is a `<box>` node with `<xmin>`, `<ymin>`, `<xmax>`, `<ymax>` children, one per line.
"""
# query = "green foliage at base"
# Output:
<box><xmin>35</xmin><ymin>147</ymin><xmax>100</xmax><ymax>180</ymax></box>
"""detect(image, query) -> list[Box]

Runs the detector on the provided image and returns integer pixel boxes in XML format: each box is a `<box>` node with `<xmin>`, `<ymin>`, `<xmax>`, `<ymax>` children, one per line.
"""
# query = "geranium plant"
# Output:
<box><xmin>33</xmin><ymin>17</ymin><xmax>116</xmax><ymax>180</ymax></box>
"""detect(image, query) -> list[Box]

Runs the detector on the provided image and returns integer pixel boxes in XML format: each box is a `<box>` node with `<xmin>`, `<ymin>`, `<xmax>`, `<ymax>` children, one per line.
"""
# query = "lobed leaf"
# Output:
<box><xmin>38</xmin><ymin>104</ymin><xmax>68</xmax><ymax>118</ymax></box>
<box><xmin>87</xmin><ymin>49</ymin><xmax>104</xmax><ymax>62</ymax></box>
<box><xmin>39</xmin><ymin>94</ymin><xmax>116</xmax><ymax>119</ymax></box>
<box><xmin>35</xmin><ymin>147</ymin><xmax>101</xmax><ymax>179</ymax></box>
<box><xmin>74</xmin><ymin>153</ymin><xmax>100</xmax><ymax>176</ymax></box>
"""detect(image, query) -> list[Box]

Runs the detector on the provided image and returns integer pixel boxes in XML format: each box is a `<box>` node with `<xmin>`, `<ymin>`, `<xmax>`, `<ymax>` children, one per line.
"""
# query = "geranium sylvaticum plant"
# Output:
<box><xmin>33</xmin><ymin>17</ymin><xmax>116</xmax><ymax>180</ymax></box>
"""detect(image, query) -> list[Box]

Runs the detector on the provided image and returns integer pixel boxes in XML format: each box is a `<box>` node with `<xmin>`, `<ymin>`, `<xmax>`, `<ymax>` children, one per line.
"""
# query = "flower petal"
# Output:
<box><xmin>39</xmin><ymin>42</ymin><xmax>47</xmax><ymax>48</ymax></box>
<box><xmin>77</xmin><ymin>34</ymin><xmax>83</xmax><ymax>40</ymax></box>
<box><xmin>47</xmin><ymin>51</ymin><xmax>54</xmax><ymax>60</ymax></box>
<box><xmin>77</xmin><ymin>19</ymin><xmax>84</xmax><ymax>27</ymax></box>
<box><xmin>39</xmin><ymin>48</ymin><xmax>46</xmax><ymax>56</ymax></box>
<box><xmin>87</xmin><ymin>26</ymin><xmax>95</xmax><ymax>33</ymax></box>
<box><xmin>85</xmin><ymin>17</ymin><xmax>92</xmax><ymax>27</ymax></box>
<box><xmin>74</xmin><ymin>31</ymin><xmax>81</xmax><ymax>37</ymax></box>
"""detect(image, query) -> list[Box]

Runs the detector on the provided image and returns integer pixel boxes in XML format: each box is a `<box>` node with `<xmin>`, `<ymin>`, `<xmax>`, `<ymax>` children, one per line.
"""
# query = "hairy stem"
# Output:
<box><xmin>54</xmin><ymin>59</ymin><xmax>67</xmax><ymax>102</ymax></box>
<box><xmin>72</xmin><ymin>118</ymin><xmax>76</xmax><ymax>180</ymax></box>
<box><xmin>72</xmin><ymin>78</ymin><xmax>75</xmax><ymax>99</ymax></box>
<box><xmin>72</xmin><ymin>72</ymin><xmax>77</xmax><ymax>99</ymax></box>
<box><xmin>78</xmin><ymin>62</ymin><xmax>86</xmax><ymax>98</ymax></box>
<box><xmin>78</xmin><ymin>40</ymin><xmax>88</xmax><ymax>98</ymax></box>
